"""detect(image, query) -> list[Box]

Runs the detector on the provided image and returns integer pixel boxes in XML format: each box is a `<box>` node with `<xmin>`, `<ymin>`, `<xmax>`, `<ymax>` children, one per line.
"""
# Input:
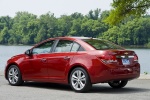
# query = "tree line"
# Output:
<box><xmin>0</xmin><ymin>9</ymin><xmax>150</xmax><ymax>48</ymax></box>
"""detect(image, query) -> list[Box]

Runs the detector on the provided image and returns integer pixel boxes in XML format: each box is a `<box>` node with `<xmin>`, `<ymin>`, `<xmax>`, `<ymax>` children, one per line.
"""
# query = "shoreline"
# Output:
<box><xmin>0</xmin><ymin>71</ymin><xmax>149</xmax><ymax>79</ymax></box>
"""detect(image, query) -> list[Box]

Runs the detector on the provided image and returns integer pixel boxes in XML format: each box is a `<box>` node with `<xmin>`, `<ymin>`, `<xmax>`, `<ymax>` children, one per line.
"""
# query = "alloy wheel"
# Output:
<box><xmin>70</xmin><ymin>67</ymin><xmax>91</xmax><ymax>92</ymax></box>
<box><xmin>71</xmin><ymin>70</ymin><xmax>86</xmax><ymax>90</ymax></box>
<box><xmin>8</xmin><ymin>67</ymin><xmax>19</xmax><ymax>84</ymax></box>
<box><xmin>7</xmin><ymin>65</ymin><xmax>24</xmax><ymax>86</ymax></box>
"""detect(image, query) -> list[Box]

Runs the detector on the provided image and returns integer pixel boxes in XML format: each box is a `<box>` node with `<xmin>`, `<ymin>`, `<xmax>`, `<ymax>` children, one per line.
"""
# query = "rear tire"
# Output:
<box><xmin>108</xmin><ymin>80</ymin><xmax>128</xmax><ymax>88</ymax></box>
<box><xmin>7</xmin><ymin>65</ymin><xmax>24</xmax><ymax>86</ymax></box>
<box><xmin>70</xmin><ymin>67</ymin><xmax>91</xmax><ymax>92</ymax></box>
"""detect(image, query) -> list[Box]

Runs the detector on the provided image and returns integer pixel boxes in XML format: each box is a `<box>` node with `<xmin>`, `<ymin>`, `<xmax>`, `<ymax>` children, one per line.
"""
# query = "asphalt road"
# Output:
<box><xmin>0</xmin><ymin>75</ymin><xmax>150</xmax><ymax>100</ymax></box>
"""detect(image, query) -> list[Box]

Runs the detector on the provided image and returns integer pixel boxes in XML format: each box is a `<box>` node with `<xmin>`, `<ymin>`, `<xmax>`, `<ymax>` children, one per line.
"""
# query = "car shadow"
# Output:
<box><xmin>90</xmin><ymin>84</ymin><xmax>150</xmax><ymax>94</ymax></box>
<box><xmin>21</xmin><ymin>82</ymin><xmax>150</xmax><ymax>94</ymax></box>
<box><xmin>22</xmin><ymin>82</ymin><xmax>72</xmax><ymax>91</ymax></box>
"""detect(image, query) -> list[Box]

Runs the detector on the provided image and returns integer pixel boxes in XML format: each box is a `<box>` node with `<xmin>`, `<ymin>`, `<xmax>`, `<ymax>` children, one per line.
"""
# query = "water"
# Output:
<box><xmin>130</xmin><ymin>49</ymin><xmax>150</xmax><ymax>74</ymax></box>
<box><xmin>0</xmin><ymin>45</ymin><xmax>32</xmax><ymax>72</ymax></box>
<box><xmin>0</xmin><ymin>45</ymin><xmax>150</xmax><ymax>74</ymax></box>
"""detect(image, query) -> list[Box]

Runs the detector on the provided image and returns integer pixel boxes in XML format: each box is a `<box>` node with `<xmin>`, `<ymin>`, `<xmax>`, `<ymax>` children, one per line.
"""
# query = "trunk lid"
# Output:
<box><xmin>109</xmin><ymin>50</ymin><xmax>138</xmax><ymax>66</ymax></box>
<box><xmin>96</xmin><ymin>50</ymin><xmax>138</xmax><ymax>67</ymax></box>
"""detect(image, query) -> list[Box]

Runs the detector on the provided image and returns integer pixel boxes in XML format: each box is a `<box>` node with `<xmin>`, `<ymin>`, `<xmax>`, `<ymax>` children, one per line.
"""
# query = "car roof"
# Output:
<box><xmin>33</xmin><ymin>36</ymin><xmax>99</xmax><ymax>51</ymax></box>
<box><xmin>54</xmin><ymin>36</ymin><xmax>94</xmax><ymax>40</ymax></box>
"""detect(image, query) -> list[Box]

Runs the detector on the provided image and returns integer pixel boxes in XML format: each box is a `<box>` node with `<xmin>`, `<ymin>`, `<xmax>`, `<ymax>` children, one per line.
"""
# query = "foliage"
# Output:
<box><xmin>145</xmin><ymin>42</ymin><xmax>150</xmax><ymax>48</ymax></box>
<box><xmin>0</xmin><ymin>9</ymin><xmax>150</xmax><ymax>48</ymax></box>
<box><xmin>102</xmin><ymin>17</ymin><xmax>150</xmax><ymax>46</ymax></box>
<box><xmin>144</xmin><ymin>72</ymin><xmax>148</xmax><ymax>75</ymax></box>
<box><xmin>105</xmin><ymin>0</ymin><xmax>150</xmax><ymax>25</ymax></box>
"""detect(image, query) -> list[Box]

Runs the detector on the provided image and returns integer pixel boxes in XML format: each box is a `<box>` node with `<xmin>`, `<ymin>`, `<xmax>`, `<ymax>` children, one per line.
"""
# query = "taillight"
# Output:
<box><xmin>99</xmin><ymin>55</ymin><xmax>117</xmax><ymax>64</ymax></box>
<box><xmin>134</xmin><ymin>54</ymin><xmax>138</xmax><ymax>62</ymax></box>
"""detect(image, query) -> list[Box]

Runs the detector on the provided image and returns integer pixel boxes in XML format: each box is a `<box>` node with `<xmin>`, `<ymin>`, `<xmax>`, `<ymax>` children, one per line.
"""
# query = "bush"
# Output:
<box><xmin>145</xmin><ymin>42</ymin><xmax>150</xmax><ymax>48</ymax></box>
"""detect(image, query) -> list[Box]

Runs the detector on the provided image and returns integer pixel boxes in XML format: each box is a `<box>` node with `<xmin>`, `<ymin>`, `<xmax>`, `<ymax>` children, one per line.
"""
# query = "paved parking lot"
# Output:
<box><xmin>0</xmin><ymin>74</ymin><xmax>150</xmax><ymax>100</ymax></box>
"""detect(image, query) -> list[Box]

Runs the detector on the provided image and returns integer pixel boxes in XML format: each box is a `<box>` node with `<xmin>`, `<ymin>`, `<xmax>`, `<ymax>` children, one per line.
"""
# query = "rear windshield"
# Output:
<box><xmin>83</xmin><ymin>39</ymin><xmax>123</xmax><ymax>50</ymax></box>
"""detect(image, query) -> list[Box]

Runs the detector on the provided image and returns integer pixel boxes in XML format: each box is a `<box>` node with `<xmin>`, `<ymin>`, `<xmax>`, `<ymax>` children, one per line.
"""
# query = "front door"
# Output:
<box><xmin>23</xmin><ymin>40</ymin><xmax>55</xmax><ymax>81</ymax></box>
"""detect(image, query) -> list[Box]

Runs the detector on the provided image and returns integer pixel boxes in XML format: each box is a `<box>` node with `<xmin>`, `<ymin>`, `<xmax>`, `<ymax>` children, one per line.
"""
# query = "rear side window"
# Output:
<box><xmin>54</xmin><ymin>40</ymin><xmax>73</xmax><ymax>52</ymax></box>
<box><xmin>54</xmin><ymin>40</ymin><xmax>85</xmax><ymax>53</ymax></box>
<box><xmin>71</xmin><ymin>42</ymin><xmax>80</xmax><ymax>52</ymax></box>
<box><xmin>83</xmin><ymin>39</ymin><xmax>123</xmax><ymax>50</ymax></box>
<box><xmin>71</xmin><ymin>42</ymin><xmax>85</xmax><ymax>52</ymax></box>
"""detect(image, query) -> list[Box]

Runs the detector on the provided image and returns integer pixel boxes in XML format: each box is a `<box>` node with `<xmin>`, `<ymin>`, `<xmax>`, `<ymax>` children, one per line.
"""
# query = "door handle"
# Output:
<box><xmin>64</xmin><ymin>56</ymin><xmax>70</xmax><ymax>60</ymax></box>
<box><xmin>41</xmin><ymin>58</ymin><xmax>47</xmax><ymax>62</ymax></box>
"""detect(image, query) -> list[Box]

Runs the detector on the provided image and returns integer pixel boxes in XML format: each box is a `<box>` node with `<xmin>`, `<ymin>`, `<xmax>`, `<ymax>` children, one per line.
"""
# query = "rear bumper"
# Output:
<box><xmin>91</xmin><ymin>64</ymin><xmax>140</xmax><ymax>84</ymax></box>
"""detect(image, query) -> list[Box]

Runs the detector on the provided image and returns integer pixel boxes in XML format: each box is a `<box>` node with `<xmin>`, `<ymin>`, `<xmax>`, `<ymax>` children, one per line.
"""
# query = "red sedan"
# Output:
<box><xmin>5</xmin><ymin>37</ymin><xmax>140</xmax><ymax>92</ymax></box>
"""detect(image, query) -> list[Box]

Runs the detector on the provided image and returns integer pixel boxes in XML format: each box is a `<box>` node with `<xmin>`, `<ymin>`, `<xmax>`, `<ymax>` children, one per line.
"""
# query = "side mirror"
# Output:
<box><xmin>25</xmin><ymin>49</ymin><xmax>32</xmax><ymax>56</ymax></box>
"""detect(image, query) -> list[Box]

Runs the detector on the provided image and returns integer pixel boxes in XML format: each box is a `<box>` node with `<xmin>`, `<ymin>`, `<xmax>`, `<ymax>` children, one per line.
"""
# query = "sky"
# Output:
<box><xmin>0</xmin><ymin>0</ymin><xmax>113</xmax><ymax>17</ymax></box>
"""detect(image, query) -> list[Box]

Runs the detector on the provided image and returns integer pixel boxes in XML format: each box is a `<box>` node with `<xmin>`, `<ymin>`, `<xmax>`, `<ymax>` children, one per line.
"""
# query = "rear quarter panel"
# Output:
<box><xmin>67</xmin><ymin>51</ymin><xmax>107</xmax><ymax>83</ymax></box>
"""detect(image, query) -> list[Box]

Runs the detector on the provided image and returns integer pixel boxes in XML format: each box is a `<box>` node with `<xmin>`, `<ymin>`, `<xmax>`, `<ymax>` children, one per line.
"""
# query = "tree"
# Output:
<box><xmin>71</xmin><ymin>12</ymin><xmax>84</xmax><ymax>19</ymax></box>
<box><xmin>0</xmin><ymin>16</ymin><xmax>13</xmax><ymax>30</ymax></box>
<box><xmin>105</xmin><ymin>0</ymin><xmax>150</xmax><ymax>25</ymax></box>
<box><xmin>57</xmin><ymin>15</ymin><xmax>73</xmax><ymax>36</ymax></box>
<box><xmin>102</xmin><ymin>26</ymin><xmax>121</xmax><ymax>44</ymax></box>
<box><xmin>12</xmin><ymin>12</ymin><xmax>38</xmax><ymax>44</ymax></box>
<box><xmin>0</xmin><ymin>10</ymin><xmax>150</xmax><ymax>47</ymax></box>
<box><xmin>70</xmin><ymin>18</ymin><xmax>82</xmax><ymax>36</ymax></box>
<box><xmin>38</xmin><ymin>12</ymin><xmax>57</xmax><ymax>38</ymax></box>
<box><xmin>102</xmin><ymin>17</ymin><xmax>150</xmax><ymax>46</ymax></box>
<box><xmin>100</xmin><ymin>10</ymin><xmax>110</xmax><ymax>21</ymax></box>
<box><xmin>0</xmin><ymin>27</ymin><xmax>10</xmax><ymax>44</ymax></box>
<box><xmin>86</xmin><ymin>8</ymin><xmax>101</xmax><ymax>20</ymax></box>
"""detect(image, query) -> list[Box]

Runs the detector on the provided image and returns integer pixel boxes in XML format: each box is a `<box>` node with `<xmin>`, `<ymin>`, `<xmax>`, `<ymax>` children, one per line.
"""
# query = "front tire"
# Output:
<box><xmin>7</xmin><ymin>65</ymin><xmax>24</xmax><ymax>86</ymax></box>
<box><xmin>108</xmin><ymin>80</ymin><xmax>128</xmax><ymax>88</ymax></box>
<box><xmin>70</xmin><ymin>67</ymin><xmax>91</xmax><ymax>93</ymax></box>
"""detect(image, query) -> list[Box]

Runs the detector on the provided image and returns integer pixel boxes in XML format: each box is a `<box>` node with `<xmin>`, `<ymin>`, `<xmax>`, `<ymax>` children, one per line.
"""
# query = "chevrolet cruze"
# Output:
<box><xmin>5</xmin><ymin>37</ymin><xmax>140</xmax><ymax>92</ymax></box>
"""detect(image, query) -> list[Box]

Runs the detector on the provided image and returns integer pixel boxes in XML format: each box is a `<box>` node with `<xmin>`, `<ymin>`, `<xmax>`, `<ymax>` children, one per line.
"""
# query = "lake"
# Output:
<box><xmin>0</xmin><ymin>45</ymin><xmax>150</xmax><ymax>74</ymax></box>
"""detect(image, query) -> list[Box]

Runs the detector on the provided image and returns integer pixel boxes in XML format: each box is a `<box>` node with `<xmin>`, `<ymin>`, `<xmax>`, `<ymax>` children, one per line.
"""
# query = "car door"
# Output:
<box><xmin>47</xmin><ymin>40</ymin><xmax>81</xmax><ymax>81</ymax></box>
<box><xmin>23</xmin><ymin>40</ymin><xmax>55</xmax><ymax>81</ymax></box>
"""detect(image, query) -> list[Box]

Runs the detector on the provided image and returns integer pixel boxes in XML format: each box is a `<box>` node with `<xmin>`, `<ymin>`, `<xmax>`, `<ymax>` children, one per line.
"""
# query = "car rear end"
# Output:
<box><xmin>96</xmin><ymin>50</ymin><xmax>140</xmax><ymax>81</ymax></box>
<box><xmin>82</xmin><ymin>38</ymin><xmax>140</xmax><ymax>83</ymax></box>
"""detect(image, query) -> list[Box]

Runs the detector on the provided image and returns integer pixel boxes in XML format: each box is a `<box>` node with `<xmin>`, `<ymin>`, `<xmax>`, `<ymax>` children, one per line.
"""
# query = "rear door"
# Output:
<box><xmin>47</xmin><ymin>40</ymin><xmax>81</xmax><ymax>80</ymax></box>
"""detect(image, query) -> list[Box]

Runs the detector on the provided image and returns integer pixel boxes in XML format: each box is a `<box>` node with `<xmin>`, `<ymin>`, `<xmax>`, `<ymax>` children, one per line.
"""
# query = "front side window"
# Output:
<box><xmin>54</xmin><ymin>40</ymin><xmax>73</xmax><ymax>53</ymax></box>
<box><xmin>32</xmin><ymin>40</ymin><xmax>55</xmax><ymax>54</ymax></box>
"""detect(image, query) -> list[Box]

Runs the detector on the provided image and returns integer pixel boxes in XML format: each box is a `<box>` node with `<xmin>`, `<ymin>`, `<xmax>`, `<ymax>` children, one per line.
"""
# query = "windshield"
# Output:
<box><xmin>83</xmin><ymin>39</ymin><xmax>123</xmax><ymax>50</ymax></box>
